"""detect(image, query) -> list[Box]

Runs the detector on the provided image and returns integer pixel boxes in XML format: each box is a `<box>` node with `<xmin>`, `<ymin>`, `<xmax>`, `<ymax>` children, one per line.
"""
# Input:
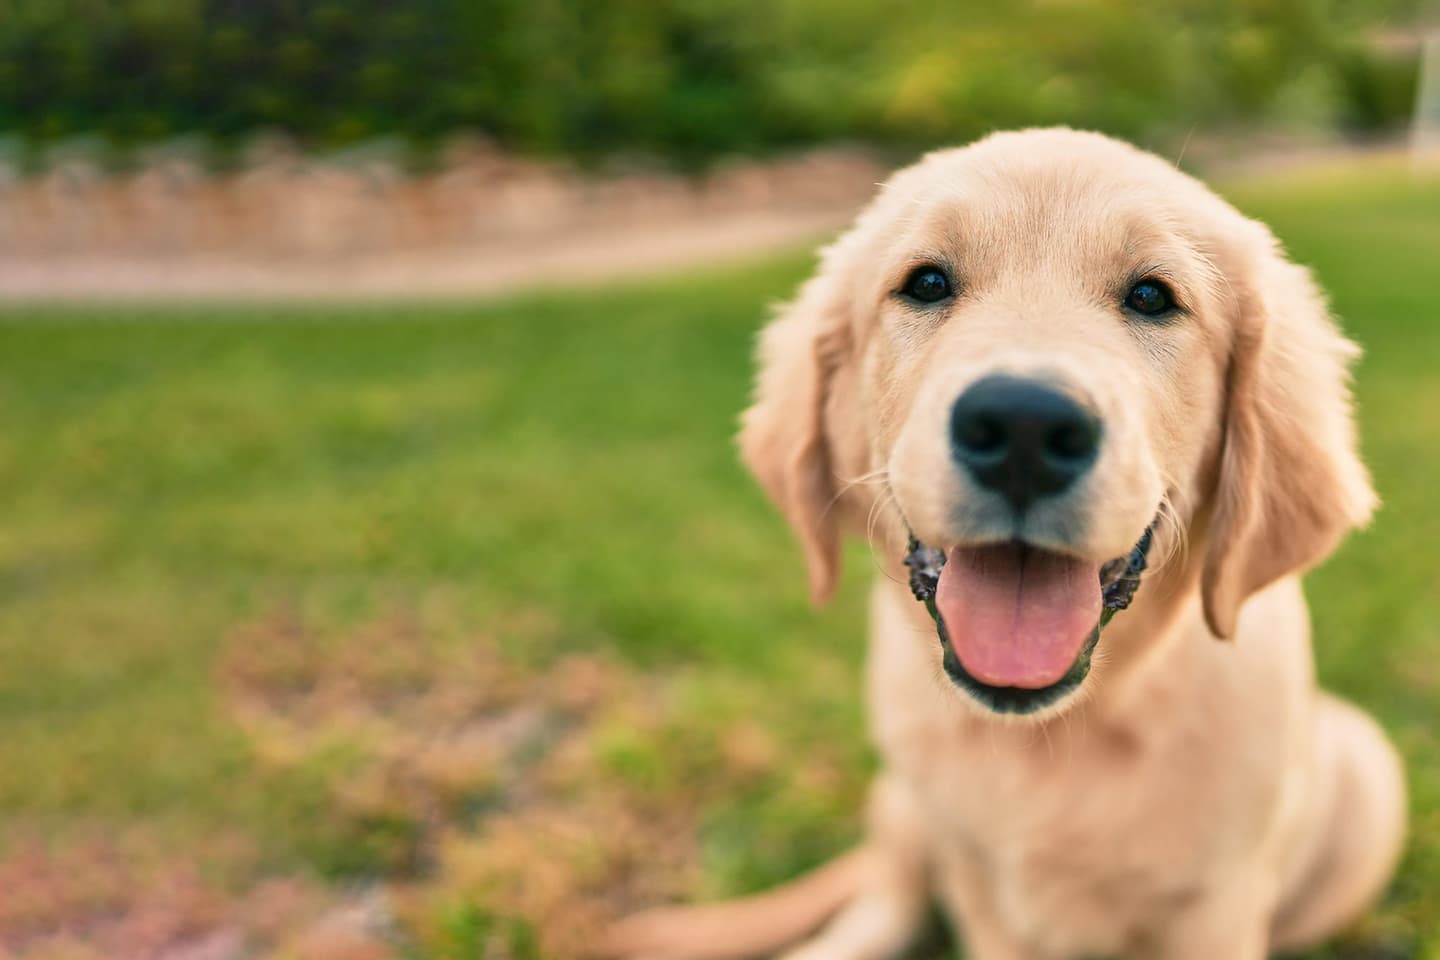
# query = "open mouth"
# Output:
<box><xmin>904</xmin><ymin>531</ymin><xmax>1151</xmax><ymax>715</ymax></box>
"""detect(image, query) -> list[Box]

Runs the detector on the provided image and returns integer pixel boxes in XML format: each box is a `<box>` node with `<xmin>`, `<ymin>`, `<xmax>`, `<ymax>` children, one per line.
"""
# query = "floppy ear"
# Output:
<box><xmin>1201</xmin><ymin>235</ymin><xmax>1377</xmax><ymax>638</ymax></box>
<box><xmin>738</xmin><ymin>265</ymin><xmax>855</xmax><ymax>604</ymax></box>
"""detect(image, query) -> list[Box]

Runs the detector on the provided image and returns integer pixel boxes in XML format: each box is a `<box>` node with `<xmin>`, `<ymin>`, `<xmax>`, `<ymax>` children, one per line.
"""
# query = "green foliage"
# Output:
<box><xmin>0</xmin><ymin>0</ymin><xmax>1423</xmax><ymax>166</ymax></box>
<box><xmin>1331</xmin><ymin>44</ymin><xmax>1424</xmax><ymax>131</ymax></box>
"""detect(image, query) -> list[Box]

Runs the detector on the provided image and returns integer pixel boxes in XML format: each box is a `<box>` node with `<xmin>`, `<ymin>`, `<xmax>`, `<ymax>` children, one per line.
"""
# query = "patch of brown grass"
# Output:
<box><xmin>0</xmin><ymin>834</ymin><xmax>342</xmax><ymax>959</ymax></box>
<box><xmin>215</xmin><ymin>604</ymin><xmax>714</xmax><ymax>959</ymax></box>
<box><xmin>217</xmin><ymin>605</ymin><xmax>546</xmax><ymax>846</ymax></box>
<box><xmin>6</xmin><ymin>604</ymin><xmax>799</xmax><ymax>959</ymax></box>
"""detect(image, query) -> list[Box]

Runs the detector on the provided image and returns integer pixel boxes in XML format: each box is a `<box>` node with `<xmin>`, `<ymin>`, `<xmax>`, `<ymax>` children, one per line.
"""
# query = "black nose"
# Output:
<box><xmin>950</xmin><ymin>375</ymin><xmax>1100</xmax><ymax>512</ymax></box>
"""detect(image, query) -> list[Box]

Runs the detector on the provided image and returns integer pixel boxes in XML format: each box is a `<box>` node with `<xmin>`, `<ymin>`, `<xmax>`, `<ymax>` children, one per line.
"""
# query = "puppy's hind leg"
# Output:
<box><xmin>601</xmin><ymin>847</ymin><xmax>871</xmax><ymax>960</ymax></box>
<box><xmin>1270</xmin><ymin>694</ymin><xmax>1407</xmax><ymax>952</ymax></box>
<box><xmin>601</xmin><ymin>775</ymin><xmax>929</xmax><ymax>960</ymax></box>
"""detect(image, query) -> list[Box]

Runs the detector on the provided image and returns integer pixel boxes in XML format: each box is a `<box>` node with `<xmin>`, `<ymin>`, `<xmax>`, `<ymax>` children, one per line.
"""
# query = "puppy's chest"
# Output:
<box><xmin>887</xmin><ymin>716</ymin><xmax>1216</xmax><ymax>937</ymax></box>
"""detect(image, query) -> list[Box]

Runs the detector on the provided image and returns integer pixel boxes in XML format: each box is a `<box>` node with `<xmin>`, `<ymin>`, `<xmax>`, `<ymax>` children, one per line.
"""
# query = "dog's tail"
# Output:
<box><xmin>598</xmin><ymin>846</ymin><xmax>870</xmax><ymax>960</ymax></box>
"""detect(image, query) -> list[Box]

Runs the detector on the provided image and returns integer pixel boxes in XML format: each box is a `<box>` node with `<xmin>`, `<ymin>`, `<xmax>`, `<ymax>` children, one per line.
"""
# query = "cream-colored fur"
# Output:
<box><xmin>603</xmin><ymin>129</ymin><xmax>1406</xmax><ymax>960</ymax></box>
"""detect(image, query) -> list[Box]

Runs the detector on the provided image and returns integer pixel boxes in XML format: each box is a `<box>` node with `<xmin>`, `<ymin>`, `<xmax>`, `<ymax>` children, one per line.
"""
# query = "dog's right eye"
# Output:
<box><xmin>900</xmin><ymin>266</ymin><xmax>952</xmax><ymax>303</ymax></box>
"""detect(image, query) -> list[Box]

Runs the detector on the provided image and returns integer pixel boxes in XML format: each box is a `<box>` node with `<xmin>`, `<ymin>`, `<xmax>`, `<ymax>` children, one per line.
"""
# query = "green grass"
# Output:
<box><xmin>0</xmin><ymin>163</ymin><xmax>1436</xmax><ymax>957</ymax></box>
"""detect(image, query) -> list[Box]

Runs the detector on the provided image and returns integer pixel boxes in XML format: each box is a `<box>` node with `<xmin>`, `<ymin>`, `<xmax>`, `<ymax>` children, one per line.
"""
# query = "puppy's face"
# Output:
<box><xmin>871</xmin><ymin>140</ymin><xmax>1225</xmax><ymax>713</ymax></box>
<box><xmin>741</xmin><ymin>130</ymin><xmax>1374</xmax><ymax>719</ymax></box>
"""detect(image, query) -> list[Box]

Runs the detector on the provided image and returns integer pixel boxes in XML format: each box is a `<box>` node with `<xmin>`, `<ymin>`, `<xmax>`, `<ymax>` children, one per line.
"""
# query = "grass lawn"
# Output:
<box><xmin>0</xmin><ymin>162</ymin><xmax>1436</xmax><ymax>958</ymax></box>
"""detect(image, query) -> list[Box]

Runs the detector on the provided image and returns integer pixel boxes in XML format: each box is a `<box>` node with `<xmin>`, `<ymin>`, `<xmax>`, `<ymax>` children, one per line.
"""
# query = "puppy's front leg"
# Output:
<box><xmin>933</xmin><ymin>853</ymin><xmax>1038</xmax><ymax>960</ymax></box>
<box><xmin>1140</xmin><ymin>873</ymin><xmax>1275</xmax><ymax>960</ymax></box>
<box><xmin>780</xmin><ymin>775</ymin><xmax>930</xmax><ymax>960</ymax></box>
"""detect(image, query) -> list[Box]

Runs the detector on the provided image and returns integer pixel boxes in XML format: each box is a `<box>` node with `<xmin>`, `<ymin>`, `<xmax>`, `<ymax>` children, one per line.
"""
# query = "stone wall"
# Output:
<box><xmin>0</xmin><ymin>143</ymin><xmax>883</xmax><ymax>261</ymax></box>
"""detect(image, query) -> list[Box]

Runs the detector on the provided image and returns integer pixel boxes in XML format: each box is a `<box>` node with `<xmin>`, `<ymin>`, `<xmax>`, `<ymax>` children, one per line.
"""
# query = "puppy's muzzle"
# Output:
<box><xmin>949</xmin><ymin>375</ymin><xmax>1100</xmax><ymax>512</ymax></box>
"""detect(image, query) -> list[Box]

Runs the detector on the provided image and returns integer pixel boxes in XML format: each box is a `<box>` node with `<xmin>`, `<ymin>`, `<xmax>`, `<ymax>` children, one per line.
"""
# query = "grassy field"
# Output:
<box><xmin>0</xmin><ymin>163</ymin><xmax>1436</xmax><ymax>958</ymax></box>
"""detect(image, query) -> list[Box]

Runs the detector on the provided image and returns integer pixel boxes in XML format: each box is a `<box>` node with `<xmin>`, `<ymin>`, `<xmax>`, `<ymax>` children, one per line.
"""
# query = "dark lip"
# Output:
<box><xmin>936</xmin><ymin>611</ymin><xmax>1101</xmax><ymax>715</ymax></box>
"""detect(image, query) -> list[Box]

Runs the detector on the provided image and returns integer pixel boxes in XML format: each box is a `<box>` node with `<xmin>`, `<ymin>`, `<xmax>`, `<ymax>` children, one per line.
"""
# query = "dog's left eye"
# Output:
<box><xmin>1124</xmin><ymin>280</ymin><xmax>1175</xmax><ymax>317</ymax></box>
<box><xmin>901</xmin><ymin>266</ymin><xmax>952</xmax><ymax>303</ymax></box>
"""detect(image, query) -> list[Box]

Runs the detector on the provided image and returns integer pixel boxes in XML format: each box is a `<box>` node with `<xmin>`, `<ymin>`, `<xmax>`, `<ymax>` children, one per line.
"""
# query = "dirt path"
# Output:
<box><xmin>0</xmin><ymin>204</ymin><xmax>858</xmax><ymax>303</ymax></box>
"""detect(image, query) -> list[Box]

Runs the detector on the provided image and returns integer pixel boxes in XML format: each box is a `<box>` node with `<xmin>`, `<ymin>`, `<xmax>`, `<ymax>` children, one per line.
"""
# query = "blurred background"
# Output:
<box><xmin>0</xmin><ymin>2</ymin><xmax>1437</xmax><ymax>958</ymax></box>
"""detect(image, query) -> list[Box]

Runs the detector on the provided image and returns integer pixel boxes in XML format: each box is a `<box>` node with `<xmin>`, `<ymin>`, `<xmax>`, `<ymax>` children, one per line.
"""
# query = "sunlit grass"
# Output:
<box><xmin>0</xmin><ymin>163</ymin><xmax>1435</xmax><ymax>956</ymax></box>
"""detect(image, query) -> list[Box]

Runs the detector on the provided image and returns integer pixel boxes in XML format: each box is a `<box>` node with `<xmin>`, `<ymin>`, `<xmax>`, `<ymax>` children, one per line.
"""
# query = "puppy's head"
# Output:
<box><xmin>741</xmin><ymin>129</ymin><xmax>1374</xmax><ymax>717</ymax></box>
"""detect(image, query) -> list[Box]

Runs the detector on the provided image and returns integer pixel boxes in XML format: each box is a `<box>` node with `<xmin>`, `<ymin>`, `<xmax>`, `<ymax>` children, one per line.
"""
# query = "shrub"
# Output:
<box><xmin>0</xmin><ymin>0</ymin><xmax>1422</xmax><ymax>167</ymax></box>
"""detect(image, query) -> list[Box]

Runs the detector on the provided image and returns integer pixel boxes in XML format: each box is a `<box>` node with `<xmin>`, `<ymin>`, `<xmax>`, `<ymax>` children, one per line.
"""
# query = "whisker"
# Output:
<box><xmin>832</xmin><ymin>466</ymin><xmax>892</xmax><ymax>500</ymax></box>
<box><xmin>866</xmin><ymin>483</ymin><xmax>907</xmax><ymax>586</ymax></box>
<box><xmin>1173</xmin><ymin>123</ymin><xmax>1198</xmax><ymax>169</ymax></box>
<box><xmin>1150</xmin><ymin>482</ymin><xmax>1191</xmax><ymax>576</ymax></box>
<box><xmin>1039</xmin><ymin>714</ymin><xmax>1056</xmax><ymax>761</ymax></box>
<box><xmin>819</xmin><ymin>466</ymin><xmax>891</xmax><ymax>522</ymax></box>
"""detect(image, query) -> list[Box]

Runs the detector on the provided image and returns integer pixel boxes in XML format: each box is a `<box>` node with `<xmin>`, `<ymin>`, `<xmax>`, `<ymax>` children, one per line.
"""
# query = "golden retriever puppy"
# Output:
<box><xmin>604</xmin><ymin>129</ymin><xmax>1406</xmax><ymax>960</ymax></box>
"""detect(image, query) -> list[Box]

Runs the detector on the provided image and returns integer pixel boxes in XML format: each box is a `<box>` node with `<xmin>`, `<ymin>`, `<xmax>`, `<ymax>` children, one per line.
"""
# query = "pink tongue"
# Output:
<box><xmin>936</xmin><ymin>544</ymin><xmax>1101</xmax><ymax>689</ymax></box>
